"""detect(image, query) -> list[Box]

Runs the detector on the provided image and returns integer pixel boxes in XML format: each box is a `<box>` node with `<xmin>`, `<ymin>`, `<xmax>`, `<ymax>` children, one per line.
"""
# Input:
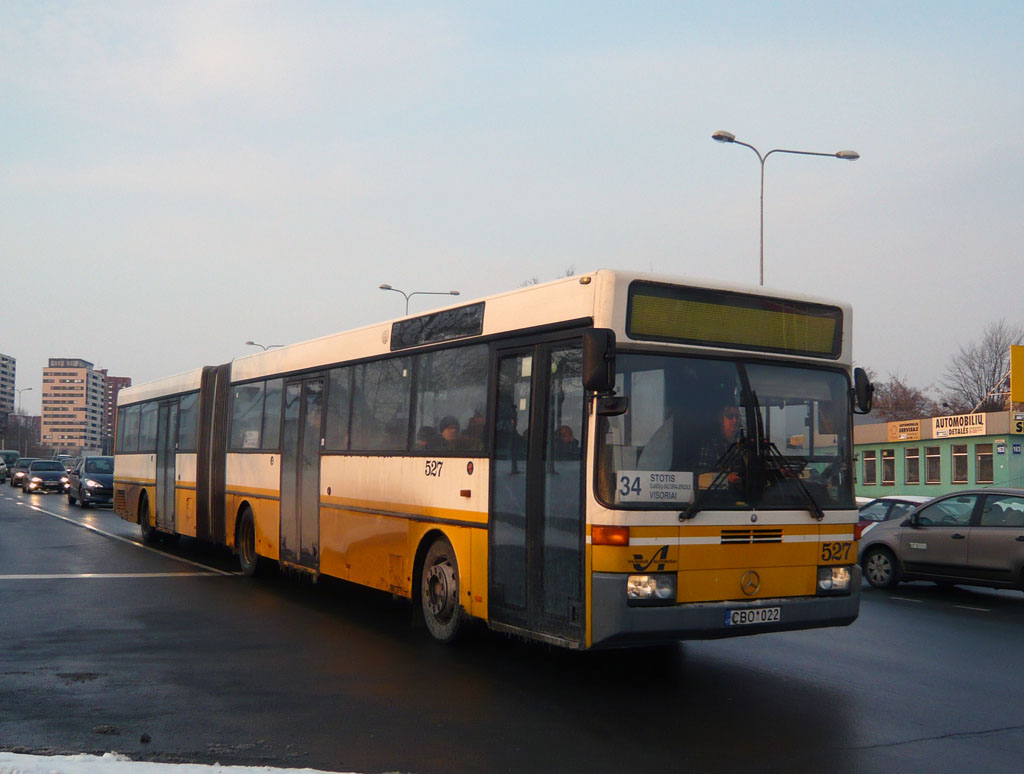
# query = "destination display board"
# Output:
<box><xmin>626</xmin><ymin>282</ymin><xmax>842</xmax><ymax>358</ymax></box>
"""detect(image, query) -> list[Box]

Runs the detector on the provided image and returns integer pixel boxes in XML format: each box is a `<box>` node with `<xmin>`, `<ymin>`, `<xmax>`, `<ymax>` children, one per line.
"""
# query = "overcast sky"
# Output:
<box><xmin>2</xmin><ymin>1</ymin><xmax>1022</xmax><ymax>415</ymax></box>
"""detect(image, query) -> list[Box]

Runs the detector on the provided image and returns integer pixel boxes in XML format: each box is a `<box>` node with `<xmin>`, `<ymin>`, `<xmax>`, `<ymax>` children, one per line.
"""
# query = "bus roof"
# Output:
<box><xmin>118</xmin><ymin>270</ymin><xmax>852</xmax><ymax>405</ymax></box>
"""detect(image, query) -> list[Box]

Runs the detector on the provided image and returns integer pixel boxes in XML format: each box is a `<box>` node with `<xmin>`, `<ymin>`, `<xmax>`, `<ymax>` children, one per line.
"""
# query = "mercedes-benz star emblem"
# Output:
<box><xmin>741</xmin><ymin>570</ymin><xmax>761</xmax><ymax>596</ymax></box>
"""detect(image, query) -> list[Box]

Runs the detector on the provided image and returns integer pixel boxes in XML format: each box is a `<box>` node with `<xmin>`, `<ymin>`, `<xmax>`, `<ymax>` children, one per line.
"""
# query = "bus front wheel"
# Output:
<box><xmin>420</xmin><ymin>536</ymin><xmax>464</xmax><ymax>643</ymax></box>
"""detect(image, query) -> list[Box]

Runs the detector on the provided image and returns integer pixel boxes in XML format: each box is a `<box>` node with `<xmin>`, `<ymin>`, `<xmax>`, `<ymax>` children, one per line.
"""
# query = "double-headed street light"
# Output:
<box><xmin>245</xmin><ymin>341</ymin><xmax>283</xmax><ymax>351</ymax></box>
<box><xmin>379</xmin><ymin>284</ymin><xmax>460</xmax><ymax>315</ymax></box>
<box><xmin>712</xmin><ymin>130</ymin><xmax>859</xmax><ymax>286</ymax></box>
<box><xmin>15</xmin><ymin>387</ymin><xmax>32</xmax><ymax>456</ymax></box>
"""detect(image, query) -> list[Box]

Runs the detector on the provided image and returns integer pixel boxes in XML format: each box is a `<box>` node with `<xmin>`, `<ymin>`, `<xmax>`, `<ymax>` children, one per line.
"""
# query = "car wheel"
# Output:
<box><xmin>863</xmin><ymin>547</ymin><xmax>900</xmax><ymax>589</ymax></box>
<box><xmin>68</xmin><ymin>489</ymin><xmax>77</xmax><ymax>505</ymax></box>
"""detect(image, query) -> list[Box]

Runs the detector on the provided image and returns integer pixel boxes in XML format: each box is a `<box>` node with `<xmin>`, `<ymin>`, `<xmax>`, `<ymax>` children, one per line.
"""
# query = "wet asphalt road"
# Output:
<box><xmin>2</xmin><ymin>488</ymin><xmax>1024</xmax><ymax>774</ymax></box>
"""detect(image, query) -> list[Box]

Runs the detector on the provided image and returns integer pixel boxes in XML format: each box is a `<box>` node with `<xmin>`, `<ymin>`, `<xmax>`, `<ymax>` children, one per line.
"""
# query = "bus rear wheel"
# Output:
<box><xmin>420</xmin><ymin>536</ymin><xmax>464</xmax><ymax>643</ymax></box>
<box><xmin>236</xmin><ymin>507</ymin><xmax>261</xmax><ymax>577</ymax></box>
<box><xmin>139</xmin><ymin>495</ymin><xmax>159</xmax><ymax>545</ymax></box>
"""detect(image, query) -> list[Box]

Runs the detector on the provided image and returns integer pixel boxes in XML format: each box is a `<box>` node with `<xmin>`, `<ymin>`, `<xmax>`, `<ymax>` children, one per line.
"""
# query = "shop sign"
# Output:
<box><xmin>932</xmin><ymin>413</ymin><xmax>986</xmax><ymax>438</ymax></box>
<box><xmin>887</xmin><ymin>420</ymin><xmax>921</xmax><ymax>442</ymax></box>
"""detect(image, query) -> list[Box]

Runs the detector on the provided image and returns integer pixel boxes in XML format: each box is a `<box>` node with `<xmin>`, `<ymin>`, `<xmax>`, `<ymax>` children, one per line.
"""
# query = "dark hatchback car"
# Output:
<box><xmin>22</xmin><ymin>459</ymin><xmax>70</xmax><ymax>494</ymax></box>
<box><xmin>67</xmin><ymin>455</ymin><xmax>114</xmax><ymax>507</ymax></box>
<box><xmin>8</xmin><ymin>458</ymin><xmax>38</xmax><ymax>488</ymax></box>
<box><xmin>859</xmin><ymin>488</ymin><xmax>1024</xmax><ymax>591</ymax></box>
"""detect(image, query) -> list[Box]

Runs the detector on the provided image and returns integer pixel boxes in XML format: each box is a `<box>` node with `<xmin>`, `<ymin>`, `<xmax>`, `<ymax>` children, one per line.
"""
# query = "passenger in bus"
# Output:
<box><xmin>416</xmin><ymin>425</ymin><xmax>438</xmax><ymax>450</ymax></box>
<box><xmin>438</xmin><ymin>416</ymin><xmax>463</xmax><ymax>451</ymax></box>
<box><xmin>553</xmin><ymin>425</ymin><xmax>580</xmax><ymax>459</ymax></box>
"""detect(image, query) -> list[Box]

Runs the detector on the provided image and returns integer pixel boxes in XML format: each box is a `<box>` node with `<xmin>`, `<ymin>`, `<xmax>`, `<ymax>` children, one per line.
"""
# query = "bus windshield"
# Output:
<box><xmin>597</xmin><ymin>353</ymin><xmax>854</xmax><ymax>511</ymax></box>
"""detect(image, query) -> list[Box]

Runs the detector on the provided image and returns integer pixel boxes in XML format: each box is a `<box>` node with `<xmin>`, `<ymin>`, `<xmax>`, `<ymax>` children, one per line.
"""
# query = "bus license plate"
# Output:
<box><xmin>726</xmin><ymin>607</ymin><xmax>781</xmax><ymax>626</ymax></box>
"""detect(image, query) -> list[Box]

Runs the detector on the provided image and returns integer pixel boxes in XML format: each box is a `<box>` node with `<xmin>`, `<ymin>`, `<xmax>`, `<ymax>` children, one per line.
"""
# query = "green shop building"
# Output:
<box><xmin>854</xmin><ymin>411</ymin><xmax>1024</xmax><ymax>498</ymax></box>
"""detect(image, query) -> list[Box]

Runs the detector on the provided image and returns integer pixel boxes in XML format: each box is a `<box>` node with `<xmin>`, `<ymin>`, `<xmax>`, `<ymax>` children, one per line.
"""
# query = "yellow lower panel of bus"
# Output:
<box><xmin>677</xmin><ymin>565</ymin><xmax>816</xmax><ymax>602</ymax></box>
<box><xmin>318</xmin><ymin>508</ymin><xmax>489</xmax><ymax>621</ymax></box>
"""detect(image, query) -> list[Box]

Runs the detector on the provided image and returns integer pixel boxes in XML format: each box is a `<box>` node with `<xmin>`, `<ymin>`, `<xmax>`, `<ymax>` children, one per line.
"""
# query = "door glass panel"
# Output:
<box><xmin>280</xmin><ymin>383</ymin><xmax>302</xmax><ymax>564</ymax></box>
<box><xmin>300</xmin><ymin>381</ymin><xmax>323</xmax><ymax>565</ymax></box>
<box><xmin>492</xmin><ymin>355</ymin><xmax>532</xmax><ymax>612</ymax></box>
<box><xmin>981</xmin><ymin>495</ymin><xmax>1024</xmax><ymax>527</ymax></box>
<box><xmin>917</xmin><ymin>496</ymin><xmax>976</xmax><ymax>527</ymax></box>
<box><xmin>542</xmin><ymin>346</ymin><xmax>583</xmax><ymax>623</ymax></box>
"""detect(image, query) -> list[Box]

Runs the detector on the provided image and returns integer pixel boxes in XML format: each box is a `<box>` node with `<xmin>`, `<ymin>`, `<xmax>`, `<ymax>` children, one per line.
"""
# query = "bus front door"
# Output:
<box><xmin>155</xmin><ymin>401</ymin><xmax>178</xmax><ymax>532</ymax></box>
<box><xmin>490</xmin><ymin>342</ymin><xmax>585</xmax><ymax>644</ymax></box>
<box><xmin>280</xmin><ymin>378</ymin><xmax>323</xmax><ymax>570</ymax></box>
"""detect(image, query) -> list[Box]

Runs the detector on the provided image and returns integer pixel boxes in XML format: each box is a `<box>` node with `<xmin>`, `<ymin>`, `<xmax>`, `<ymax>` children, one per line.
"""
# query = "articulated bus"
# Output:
<box><xmin>114</xmin><ymin>270</ymin><xmax>873</xmax><ymax>649</ymax></box>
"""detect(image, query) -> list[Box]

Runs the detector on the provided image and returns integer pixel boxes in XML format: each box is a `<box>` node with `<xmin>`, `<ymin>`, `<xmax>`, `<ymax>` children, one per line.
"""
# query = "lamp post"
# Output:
<box><xmin>379</xmin><ymin>284</ymin><xmax>460</xmax><ymax>315</ymax></box>
<box><xmin>712</xmin><ymin>130</ymin><xmax>859</xmax><ymax>286</ymax></box>
<box><xmin>245</xmin><ymin>341</ymin><xmax>283</xmax><ymax>351</ymax></box>
<box><xmin>15</xmin><ymin>387</ymin><xmax>32</xmax><ymax>456</ymax></box>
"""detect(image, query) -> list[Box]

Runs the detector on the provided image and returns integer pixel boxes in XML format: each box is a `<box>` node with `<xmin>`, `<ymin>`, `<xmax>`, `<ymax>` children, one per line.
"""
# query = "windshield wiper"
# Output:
<box><xmin>760</xmin><ymin>441</ymin><xmax>825</xmax><ymax>521</ymax></box>
<box><xmin>679</xmin><ymin>433</ymin><xmax>748</xmax><ymax>521</ymax></box>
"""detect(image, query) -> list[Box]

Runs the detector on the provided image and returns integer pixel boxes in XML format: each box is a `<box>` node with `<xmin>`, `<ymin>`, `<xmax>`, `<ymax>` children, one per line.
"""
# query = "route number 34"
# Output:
<box><xmin>820</xmin><ymin>541</ymin><xmax>852</xmax><ymax>562</ymax></box>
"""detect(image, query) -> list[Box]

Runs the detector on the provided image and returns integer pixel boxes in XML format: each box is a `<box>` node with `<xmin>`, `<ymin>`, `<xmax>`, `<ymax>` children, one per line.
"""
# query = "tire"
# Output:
<box><xmin>139</xmin><ymin>495</ymin><xmax>159</xmax><ymax>545</ymax></box>
<box><xmin>863</xmin><ymin>547</ymin><xmax>900</xmax><ymax>589</ymax></box>
<box><xmin>420</xmin><ymin>536</ymin><xmax>464</xmax><ymax>643</ymax></box>
<box><xmin>67</xmin><ymin>489</ymin><xmax>77</xmax><ymax>505</ymax></box>
<box><xmin>236</xmin><ymin>507</ymin><xmax>261</xmax><ymax>576</ymax></box>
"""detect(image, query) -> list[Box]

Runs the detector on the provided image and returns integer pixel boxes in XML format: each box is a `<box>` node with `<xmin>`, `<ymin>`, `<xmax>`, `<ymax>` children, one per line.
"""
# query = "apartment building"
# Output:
<box><xmin>98</xmin><ymin>370</ymin><xmax>132</xmax><ymax>453</ymax></box>
<box><xmin>0</xmin><ymin>353</ymin><xmax>14</xmax><ymax>415</ymax></box>
<box><xmin>41</xmin><ymin>358</ymin><xmax>106</xmax><ymax>454</ymax></box>
<box><xmin>0</xmin><ymin>353</ymin><xmax>14</xmax><ymax>446</ymax></box>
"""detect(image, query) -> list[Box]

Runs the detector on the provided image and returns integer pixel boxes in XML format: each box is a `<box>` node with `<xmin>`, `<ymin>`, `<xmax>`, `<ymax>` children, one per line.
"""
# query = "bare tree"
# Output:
<box><xmin>940</xmin><ymin>319</ymin><xmax>1024</xmax><ymax>413</ymax></box>
<box><xmin>871</xmin><ymin>373</ymin><xmax>939</xmax><ymax>422</ymax></box>
<box><xmin>521</xmin><ymin>265</ymin><xmax>576</xmax><ymax>287</ymax></box>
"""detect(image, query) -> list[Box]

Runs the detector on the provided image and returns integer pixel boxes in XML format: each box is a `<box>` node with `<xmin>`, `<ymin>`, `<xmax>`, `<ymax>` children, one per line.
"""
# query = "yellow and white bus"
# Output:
<box><xmin>114</xmin><ymin>270</ymin><xmax>872</xmax><ymax>649</ymax></box>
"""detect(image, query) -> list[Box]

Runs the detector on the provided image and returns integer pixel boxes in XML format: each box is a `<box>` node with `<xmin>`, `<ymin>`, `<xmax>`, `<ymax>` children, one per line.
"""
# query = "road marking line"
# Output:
<box><xmin>20</xmin><ymin>501</ymin><xmax>236</xmax><ymax>576</ymax></box>
<box><xmin>953</xmin><ymin>605</ymin><xmax>991</xmax><ymax>612</ymax></box>
<box><xmin>891</xmin><ymin>596</ymin><xmax>924</xmax><ymax>603</ymax></box>
<box><xmin>0</xmin><ymin>573</ymin><xmax>222</xmax><ymax>580</ymax></box>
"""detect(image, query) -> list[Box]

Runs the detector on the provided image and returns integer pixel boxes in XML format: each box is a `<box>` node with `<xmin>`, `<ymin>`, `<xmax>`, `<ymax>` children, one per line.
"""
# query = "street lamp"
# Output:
<box><xmin>245</xmin><ymin>341</ymin><xmax>283</xmax><ymax>351</ymax></box>
<box><xmin>379</xmin><ymin>284</ymin><xmax>460</xmax><ymax>315</ymax></box>
<box><xmin>15</xmin><ymin>387</ymin><xmax>32</xmax><ymax>456</ymax></box>
<box><xmin>712</xmin><ymin>130</ymin><xmax>859</xmax><ymax>286</ymax></box>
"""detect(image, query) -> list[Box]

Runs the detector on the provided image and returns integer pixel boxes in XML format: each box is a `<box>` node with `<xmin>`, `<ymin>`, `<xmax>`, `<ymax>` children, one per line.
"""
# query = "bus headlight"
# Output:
<box><xmin>817</xmin><ymin>566</ymin><xmax>852</xmax><ymax>595</ymax></box>
<box><xmin>627</xmin><ymin>573</ymin><xmax>676</xmax><ymax>606</ymax></box>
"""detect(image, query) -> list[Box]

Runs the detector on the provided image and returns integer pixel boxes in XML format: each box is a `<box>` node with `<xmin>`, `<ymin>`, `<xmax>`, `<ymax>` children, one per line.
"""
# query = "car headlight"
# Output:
<box><xmin>30</xmin><ymin>476</ymin><xmax>42</xmax><ymax>484</ymax></box>
<box><xmin>61</xmin><ymin>476</ymin><xmax>70</xmax><ymax>483</ymax></box>
<box><xmin>627</xmin><ymin>573</ymin><xmax>677</xmax><ymax>606</ymax></box>
<box><xmin>84</xmin><ymin>479</ymin><xmax>101</xmax><ymax>488</ymax></box>
<box><xmin>817</xmin><ymin>565</ymin><xmax>853</xmax><ymax>595</ymax></box>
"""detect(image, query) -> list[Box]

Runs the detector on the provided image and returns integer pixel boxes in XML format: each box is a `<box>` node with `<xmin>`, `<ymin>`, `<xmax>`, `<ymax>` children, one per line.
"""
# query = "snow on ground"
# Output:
<box><xmin>0</xmin><ymin>753</ymin><xmax>362</xmax><ymax>774</ymax></box>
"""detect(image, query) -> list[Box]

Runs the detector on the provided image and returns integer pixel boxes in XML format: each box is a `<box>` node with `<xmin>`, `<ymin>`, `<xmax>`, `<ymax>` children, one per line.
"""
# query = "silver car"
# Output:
<box><xmin>859</xmin><ymin>488</ymin><xmax>1024</xmax><ymax>591</ymax></box>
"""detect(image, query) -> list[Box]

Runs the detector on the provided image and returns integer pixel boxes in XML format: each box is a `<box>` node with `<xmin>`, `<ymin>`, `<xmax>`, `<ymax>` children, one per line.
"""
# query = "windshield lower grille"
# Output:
<box><xmin>720</xmin><ymin>528</ymin><xmax>784</xmax><ymax>544</ymax></box>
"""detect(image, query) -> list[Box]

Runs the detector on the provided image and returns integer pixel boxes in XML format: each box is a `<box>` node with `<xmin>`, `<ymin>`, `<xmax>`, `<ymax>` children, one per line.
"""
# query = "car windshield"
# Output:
<box><xmin>84</xmin><ymin>458</ymin><xmax>114</xmax><ymax>474</ymax></box>
<box><xmin>31</xmin><ymin>461</ymin><xmax>64</xmax><ymax>471</ymax></box>
<box><xmin>596</xmin><ymin>353</ymin><xmax>854</xmax><ymax>511</ymax></box>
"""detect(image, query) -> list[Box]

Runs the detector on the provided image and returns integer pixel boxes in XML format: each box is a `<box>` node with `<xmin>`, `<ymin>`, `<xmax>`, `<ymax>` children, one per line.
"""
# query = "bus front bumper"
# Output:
<box><xmin>590</xmin><ymin>567</ymin><xmax>861</xmax><ymax>649</ymax></box>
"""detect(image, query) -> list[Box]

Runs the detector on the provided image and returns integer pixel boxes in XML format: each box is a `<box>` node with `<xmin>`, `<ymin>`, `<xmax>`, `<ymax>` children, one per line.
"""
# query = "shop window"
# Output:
<box><xmin>976</xmin><ymin>443</ymin><xmax>993</xmax><ymax>484</ymax></box>
<box><xmin>905</xmin><ymin>447</ymin><xmax>920</xmax><ymax>485</ymax></box>
<box><xmin>925</xmin><ymin>446</ymin><xmax>941</xmax><ymax>484</ymax></box>
<box><xmin>863</xmin><ymin>450</ymin><xmax>877</xmax><ymax>485</ymax></box>
<box><xmin>881</xmin><ymin>449</ymin><xmax>895</xmax><ymax>486</ymax></box>
<box><xmin>952</xmin><ymin>444</ymin><xmax>968</xmax><ymax>484</ymax></box>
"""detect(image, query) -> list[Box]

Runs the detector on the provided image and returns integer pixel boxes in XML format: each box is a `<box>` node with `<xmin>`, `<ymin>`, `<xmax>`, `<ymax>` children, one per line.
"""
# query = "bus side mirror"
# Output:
<box><xmin>853</xmin><ymin>367</ymin><xmax>874</xmax><ymax>415</ymax></box>
<box><xmin>583</xmin><ymin>328</ymin><xmax>616</xmax><ymax>394</ymax></box>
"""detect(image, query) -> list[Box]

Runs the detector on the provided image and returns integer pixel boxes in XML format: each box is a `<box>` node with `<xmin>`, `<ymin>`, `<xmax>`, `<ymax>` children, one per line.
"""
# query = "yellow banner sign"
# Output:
<box><xmin>1012</xmin><ymin>346</ymin><xmax>1024</xmax><ymax>403</ymax></box>
<box><xmin>888</xmin><ymin>420</ymin><xmax>921</xmax><ymax>441</ymax></box>
<box><xmin>933</xmin><ymin>413</ymin><xmax>987</xmax><ymax>438</ymax></box>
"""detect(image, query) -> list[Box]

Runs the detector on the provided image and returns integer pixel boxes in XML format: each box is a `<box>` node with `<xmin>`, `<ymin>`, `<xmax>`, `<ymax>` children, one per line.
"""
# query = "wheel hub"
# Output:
<box><xmin>424</xmin><ymin>562</ymin><xmax>456</xmax><ymax>618</ymax></box>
